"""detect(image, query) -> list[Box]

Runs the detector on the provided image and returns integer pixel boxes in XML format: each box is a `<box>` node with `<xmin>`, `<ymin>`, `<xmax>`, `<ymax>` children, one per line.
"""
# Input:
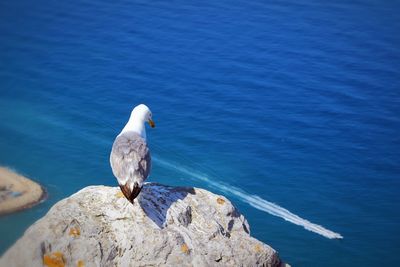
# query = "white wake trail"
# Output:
<box><xmin>154</xmin><ymin>157</ymin><xmax>343</xmax><ymax>239</ymax></box>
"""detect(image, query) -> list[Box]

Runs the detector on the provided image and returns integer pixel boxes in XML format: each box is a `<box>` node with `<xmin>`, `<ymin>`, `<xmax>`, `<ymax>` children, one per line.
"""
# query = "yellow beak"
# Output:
<box><xmin>148</xmin><ymin>119</ymin><xmax>155</xmax><ymax>128</ymax></box>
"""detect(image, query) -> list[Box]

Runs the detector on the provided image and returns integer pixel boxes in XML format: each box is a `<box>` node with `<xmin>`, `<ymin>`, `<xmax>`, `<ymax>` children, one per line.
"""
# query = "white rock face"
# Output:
<box><xmin>0</xmin><ymin>183</ymin><xmax>286</xmax><ymax>267</ymax></box>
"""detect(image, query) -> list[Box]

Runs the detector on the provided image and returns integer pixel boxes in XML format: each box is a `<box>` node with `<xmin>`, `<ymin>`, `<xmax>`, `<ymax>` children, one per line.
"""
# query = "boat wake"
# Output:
<box><xmin>154</xmin><ymin>157</ymin><xmax>343</xmax><ymax>239</ymax></box>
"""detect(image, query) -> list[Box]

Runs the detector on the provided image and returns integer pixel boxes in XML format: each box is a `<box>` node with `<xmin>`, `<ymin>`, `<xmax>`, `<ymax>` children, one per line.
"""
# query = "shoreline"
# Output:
<box><xmin>0</xmin><ymin>167</ymin><xmax>47</xmax><ymax>216</ymax></box>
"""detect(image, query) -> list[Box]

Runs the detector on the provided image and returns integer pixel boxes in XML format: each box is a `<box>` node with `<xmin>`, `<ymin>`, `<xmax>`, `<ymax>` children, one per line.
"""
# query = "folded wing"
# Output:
<box><xmin>110</xmin><ymin>132</ymin><xmax>151</xmax><ymax>203</ymax></box>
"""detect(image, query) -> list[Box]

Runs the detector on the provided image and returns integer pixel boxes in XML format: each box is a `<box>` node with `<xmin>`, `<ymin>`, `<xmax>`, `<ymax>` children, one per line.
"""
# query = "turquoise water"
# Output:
<box><xmin>1</xmin><ymin>0</ymin><xmax>400</xmax><ymax>265</ymax></box>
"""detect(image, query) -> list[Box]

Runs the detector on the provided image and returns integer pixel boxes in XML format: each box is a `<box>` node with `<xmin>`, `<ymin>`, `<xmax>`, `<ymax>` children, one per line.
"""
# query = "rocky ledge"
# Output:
<box><xmin>0</xmin><ymin>183</ymin><xmax>287</xmax><ymax>267</ymax></box>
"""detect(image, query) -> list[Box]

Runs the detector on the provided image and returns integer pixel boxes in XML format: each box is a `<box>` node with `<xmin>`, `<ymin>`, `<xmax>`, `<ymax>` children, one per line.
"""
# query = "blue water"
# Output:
<box><xmin>1</xmin><ymin>0</ymin><xmax>400</xmax><ymax>265</ymax></box>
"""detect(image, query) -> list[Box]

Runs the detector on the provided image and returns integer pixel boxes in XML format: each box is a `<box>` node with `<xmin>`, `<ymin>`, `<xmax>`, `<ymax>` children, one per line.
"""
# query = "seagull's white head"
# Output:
<box><xmin>131</xmin><ymin>104</ymin><xmax>155</xmax><ymax>128</ymax></box>
<box><xmin>120</xmin><ymin>104</ymin><xmax>155</xmax><ymax>139</ymax></box>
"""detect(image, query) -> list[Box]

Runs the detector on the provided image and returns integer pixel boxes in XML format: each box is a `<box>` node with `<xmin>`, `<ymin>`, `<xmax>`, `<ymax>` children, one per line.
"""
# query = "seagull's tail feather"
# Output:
<box><xmin>119</xmin><ymin>182</ymin><xmax>142</xmax><ymax>203</ymax></box>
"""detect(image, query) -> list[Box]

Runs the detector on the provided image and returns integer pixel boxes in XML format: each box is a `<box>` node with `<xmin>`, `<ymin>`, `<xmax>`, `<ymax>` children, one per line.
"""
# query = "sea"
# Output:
<box><xmin>0</xmin><ymin>0</ymin><xmax>399</xmax><ymax>266</ymax></box>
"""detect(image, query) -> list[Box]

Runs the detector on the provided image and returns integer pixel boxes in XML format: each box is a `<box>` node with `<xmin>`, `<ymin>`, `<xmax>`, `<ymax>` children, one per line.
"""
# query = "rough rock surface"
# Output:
<box><xmin>1</xmin><ymin>183</ymin><xmax>286</xmax><ymax>267</ymax></box>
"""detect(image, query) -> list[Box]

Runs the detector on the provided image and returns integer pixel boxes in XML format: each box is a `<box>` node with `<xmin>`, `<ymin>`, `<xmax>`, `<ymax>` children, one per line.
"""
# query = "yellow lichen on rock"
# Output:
<box><xmin>69</xmin><ymin>227</ymin><xmax>80</xmax><ymax>237</ymax></box>
<box><xmin>115</xmin><ymin>191</ymin><xmax>125</xmax><ymax>198</ymax></box>
<box><xmin>255</xmin><ymin>244</ymin><xmax>262</xmax><ymax>253</ymax></box>
<box><xmin>43</xmin><ymin>251</ymin><xmax>65</xmax><ymax>267</ymax></box>
<box><xmin>77</xmin><ymin>260</ymin><xmax>85</xmax><ymax>267</ymax></box>
<box><xmin>181</xmin><ymin>243</ymin><xmax>189</xmax><ymax>254</ymax></box>
<box><xmin>216</xmin><ymin>197</ymin><xmax>225</xmax><ymax>205</ymax></box>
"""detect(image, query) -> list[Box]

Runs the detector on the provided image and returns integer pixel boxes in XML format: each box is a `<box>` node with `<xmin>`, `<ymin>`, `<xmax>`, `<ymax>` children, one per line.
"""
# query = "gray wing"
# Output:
<box><xmin>110</xmin><ymin>131</ymin><xmax>151</xmax><ymax>203</ymax></box>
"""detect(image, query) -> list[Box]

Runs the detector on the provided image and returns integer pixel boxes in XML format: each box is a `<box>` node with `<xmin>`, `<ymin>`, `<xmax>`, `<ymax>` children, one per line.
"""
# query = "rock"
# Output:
<box><xmin>0</xmin><ymin>183</ymin><xmax>287</xmax><ymax>267</ymax></box>
<box><xmin>0</xmin><ymin>167</ymin><xmax>46</xmax><ymax>215</ymax></box>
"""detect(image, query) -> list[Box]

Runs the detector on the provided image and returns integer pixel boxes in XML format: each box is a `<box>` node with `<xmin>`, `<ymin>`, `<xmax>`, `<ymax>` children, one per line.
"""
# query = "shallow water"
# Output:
<box><xmin>1</xmin><ymin>0</ymin><xmax>400</xmax><ymax>265</ymax></box>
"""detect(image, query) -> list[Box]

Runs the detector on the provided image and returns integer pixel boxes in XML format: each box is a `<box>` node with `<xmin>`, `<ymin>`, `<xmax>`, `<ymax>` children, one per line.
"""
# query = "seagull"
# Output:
<box><xmin>110</xmin><ymin>104</ymin><xmax>155</xmax><ymax>203</ymax></box>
